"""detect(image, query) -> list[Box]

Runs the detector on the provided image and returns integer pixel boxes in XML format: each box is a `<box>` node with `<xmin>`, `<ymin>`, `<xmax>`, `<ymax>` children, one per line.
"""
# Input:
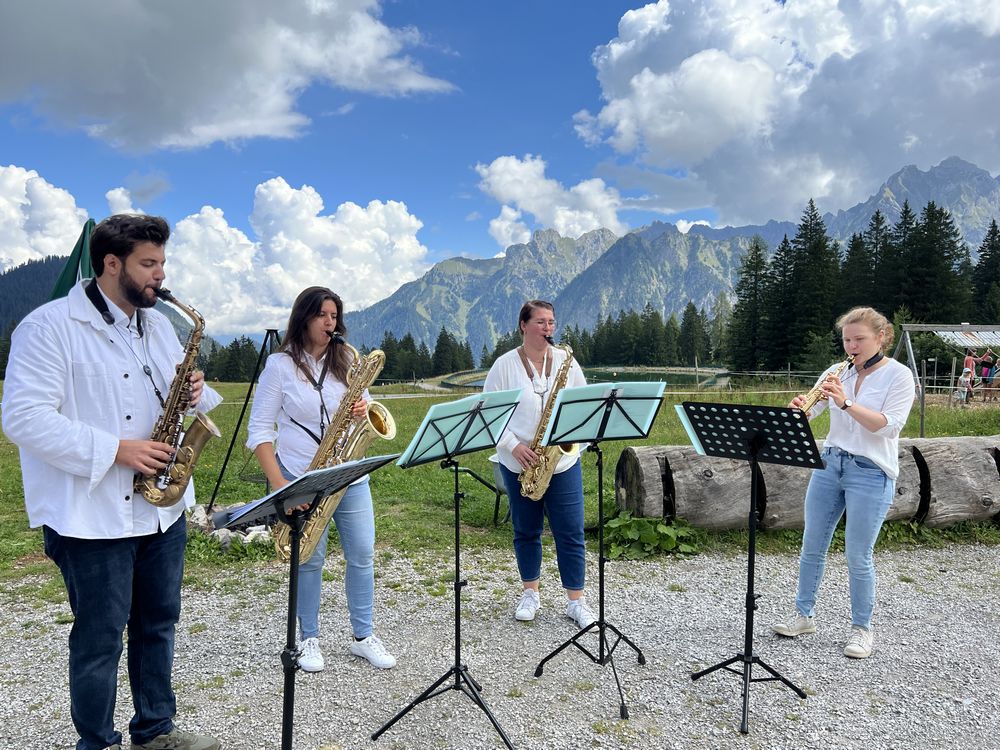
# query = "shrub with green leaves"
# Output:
<box><xmin>603</xmin><ymin>512</ymin><xmax>700</xmax><ymax>560</ymax></box>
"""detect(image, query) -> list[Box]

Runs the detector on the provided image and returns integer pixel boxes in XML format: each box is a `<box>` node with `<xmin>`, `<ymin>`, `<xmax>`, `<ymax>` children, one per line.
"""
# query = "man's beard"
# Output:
<box><xmin>120</xmin><ymin>268</ymin><xmax>157</xmax><ymax>309</ymax></box>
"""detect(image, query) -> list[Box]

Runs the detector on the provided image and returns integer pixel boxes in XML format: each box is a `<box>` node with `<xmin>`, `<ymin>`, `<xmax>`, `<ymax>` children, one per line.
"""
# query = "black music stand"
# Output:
<box><xmin>679</xmin><ymin>401</ymin><xmax>820</xmax><ymax>734</ymax></box>
<box><xmin>207</xmin><ymin>327</ymin><xmax>282</xmax><ymax>513</ymax></box>
<box><xmin>216</xmin><ymin>454</ymin><xmax>399</xmax><ymax>750</ymax></box>
<box><xmin>372</xmin><ymin>389</ymin><xmax>521</xmax><ymax>749</ymax></box>
<box><xmin>531</xmin><ymin>382</ymin><xmax>665</xmax><ymax>719</ymax></box>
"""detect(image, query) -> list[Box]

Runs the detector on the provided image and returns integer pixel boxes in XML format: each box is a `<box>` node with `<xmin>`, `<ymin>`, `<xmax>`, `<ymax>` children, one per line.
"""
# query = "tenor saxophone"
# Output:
<box><xmin>799</xmin><ymin>354</ymin><xmax>856</xmax><ymax>415</ymax></box>
<box><xmin>518</xmin><ymin>340</ymin><xmax>578</xmax><ymax>501</ymax></box>
<box><xmin>135</xmin><ymin>288</ymin><xmax>221</xmax><ymax>507</ymax></box>
<box><xmin>274</xmin><ymin>339</ymin><xmax>396</xmax><ymax>563</ymax></box>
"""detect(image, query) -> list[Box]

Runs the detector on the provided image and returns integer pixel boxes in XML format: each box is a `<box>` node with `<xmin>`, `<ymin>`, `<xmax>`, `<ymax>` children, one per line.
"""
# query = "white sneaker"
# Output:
<box><xmin>514</xmin><ymin>589</ymin><xmax>541</xmax><ymax>621</ymax></box>
<box><xmin>298</xmin><ymin>637</ymin><xmax>324</xmax><ymax>672</ymax></box>
<box><xmin>772</xmin><ymin>613</ymin><xmax>816</xmax><ymax>638</ymax></box>
<box><xmin>350</xmin><ymin>634</ymin><xmax>396</xmax><ymax>669</ymax></box>
<box><xmin>565</xmin><ymin>597</ymin><xmax>597</xmax><ymax>629</ymax></box>
<box><xmin>844</xmin><ymin>626</ymin><xmax>874</xmax><ymax>659</ymax></box>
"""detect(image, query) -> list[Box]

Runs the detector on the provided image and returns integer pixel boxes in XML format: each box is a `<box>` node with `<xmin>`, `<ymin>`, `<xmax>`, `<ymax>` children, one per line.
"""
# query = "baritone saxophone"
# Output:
<box><xmin>274</xmin><ymin>338</ymin><xmax>396</xmax><ymax>563</ymax></box>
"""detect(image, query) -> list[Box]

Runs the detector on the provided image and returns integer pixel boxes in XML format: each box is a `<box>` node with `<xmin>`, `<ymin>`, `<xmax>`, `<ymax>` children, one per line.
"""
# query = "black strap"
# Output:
<box><xmin>287</xmin><ymin>413</ymin><xmax>322</xmax><ymax>445</ymax></box>
<box><xmin>85</xmin><ymin>278</ymin><xmax>143</xmax><ymax>336</ymax></box>
<box><xmin>861</xmin><ymin>352</ymin><xmax>884</xmax><ymax>370</ymax></box>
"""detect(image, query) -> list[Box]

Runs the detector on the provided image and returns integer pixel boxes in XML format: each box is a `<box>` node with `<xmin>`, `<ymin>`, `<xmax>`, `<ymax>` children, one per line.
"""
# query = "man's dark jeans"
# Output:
<box><xmin>44</xmin><ymin>516</ymin><xmax>186</xmax><ymax>750</ymax></box>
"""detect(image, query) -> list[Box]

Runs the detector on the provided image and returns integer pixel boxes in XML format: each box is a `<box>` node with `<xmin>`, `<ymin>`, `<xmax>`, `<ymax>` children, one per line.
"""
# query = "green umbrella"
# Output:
<box><xmin>50</xmin><ymin>218</ymin><xmax>96</xmax><ymax>300</ymax></box>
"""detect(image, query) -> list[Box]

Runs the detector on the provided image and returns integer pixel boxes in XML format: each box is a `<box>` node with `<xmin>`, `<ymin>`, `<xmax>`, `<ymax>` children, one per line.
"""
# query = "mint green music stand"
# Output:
<box><xmin>534</xmin><ymin>381</ymin><xmax>665</xmax><ymax>720</ymax></box>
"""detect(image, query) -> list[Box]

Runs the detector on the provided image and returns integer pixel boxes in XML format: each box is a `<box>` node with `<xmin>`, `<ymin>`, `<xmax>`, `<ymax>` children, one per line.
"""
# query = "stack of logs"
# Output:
<box><xmin>615</xmin><ymin>436</ymin><xmax>1000</xmax><ymax>529</ymax></box>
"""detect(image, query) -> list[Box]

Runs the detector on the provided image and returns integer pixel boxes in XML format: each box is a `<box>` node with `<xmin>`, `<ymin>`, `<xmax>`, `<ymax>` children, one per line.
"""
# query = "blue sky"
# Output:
<box><xmin>2</xmin><ymin>0</ymin><xmax>999</xmax><ymax>335</ymax></box>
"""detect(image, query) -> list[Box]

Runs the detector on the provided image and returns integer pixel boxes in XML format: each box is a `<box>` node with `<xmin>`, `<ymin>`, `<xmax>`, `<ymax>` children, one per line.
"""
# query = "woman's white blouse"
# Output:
<box><xmin>482</xmin><ymin>346</ymin><xmax>587</xmax><ymax>475</ymax></box>
<box><xmin>809</xmin><ymin>357</ymin><xmax>916</xmax><ymax>480</ymax></box>
<box><xmin>246</xmin><ymin>350</ymin><xmax>370</xmax><ymax>480</ymax></box>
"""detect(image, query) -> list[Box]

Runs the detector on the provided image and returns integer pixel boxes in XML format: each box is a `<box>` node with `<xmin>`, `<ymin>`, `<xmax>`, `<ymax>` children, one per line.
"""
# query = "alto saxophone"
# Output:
<box><xmin>135</xmin><ymin>288</ymin><xmax>222</xmax><ymax>507</ymax></box>
<box><xmin>799</xmin><ymin>354</ymin><xmax>856</xmax><ymax>415</ymax></box>
<box><xmin>274</xmin><ymin>339</ymin><xmax>396</xmax><ymax>563</ymax></box>
<box><xmin>519</xmin><ymin>340</ymin><xmax>578</xmax><ymax>501</ymax></box>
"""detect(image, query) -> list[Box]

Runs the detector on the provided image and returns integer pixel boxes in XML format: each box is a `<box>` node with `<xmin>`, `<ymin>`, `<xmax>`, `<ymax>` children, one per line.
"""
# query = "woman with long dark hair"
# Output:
<box><xmin>247</xmin><ymin>286</ymin><xmax>395</xmax><ymax>670</ymax></box>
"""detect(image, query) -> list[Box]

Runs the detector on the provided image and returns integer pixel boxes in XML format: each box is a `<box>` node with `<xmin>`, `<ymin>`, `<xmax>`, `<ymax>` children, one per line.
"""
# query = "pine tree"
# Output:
<box><xmin>707</xmin><ymin>294</ymin><xmax>732</xmax><ymax>365</ymax></box>
<box><xmin>973</xmin><ymin>219</ymin><xmax>1000</xmax><ymax>322</ymax></box>
<box><xmin>396</xmin><ymin>333</ymin><xmax>419</xmax><ymax>381</ymax></box>
<box><xmin>678</xmin><ymin>302</ymin><xmax>706</xmax><ymax>366</ymax></box>
<box><xmin>838</xmin><ymin>233</ymin><xmax>875</xmax><ymax>312</ymax></box>
<box><xmin>664</xmin><ymin>314</ymin><xmax>680</xmax><ymax>366</ymax></box>
<box><xmin>417</xmin><ymin>341</ymin><xmax>433</xmax><ymax>377</ymax></box>
<box><xmin>378</xmin><ymin>331</ymin><xmax>399</xmax><ymax>379</ymax></box>
<box><xmin>729</xmin><ymin>236</ymin><xmax>769</xmax><ymax>371</ymax></box>
<box><xmin>639</xmin><ymin>303</ymin><xmax>667</xmax><ymax>365</ymax></box>
<box><xmin>431</xmin><ymin>327</ymin><xmax>454</xmax><ymax>375</ymax></box>
<box><xmin>0</xmin><ymin>320</ymin><xmax>15</xmax><ymax>379</ymax></box>
<box><xmin>789</xmin><ymin>199</ymin><xmax>839</xmax><ymax>365</ymax></box>
<box><xmin>882</xmin><ymin>201</ymin><xmax>917</xmax><ymax>315</ymax></box>
<box><xmin>619</xmin><ymin>309</ymin><xmax>643</xmax><ymax>365</ymax></box>
<box><xmin>903</xmin><ymin>202</ymin><xmax>969</xmax><ymax>322</ymax></box>
<box><xmin>760</xmin><ymin>234</ymin><xmax>796</xmax><ymax>369</ymax></box>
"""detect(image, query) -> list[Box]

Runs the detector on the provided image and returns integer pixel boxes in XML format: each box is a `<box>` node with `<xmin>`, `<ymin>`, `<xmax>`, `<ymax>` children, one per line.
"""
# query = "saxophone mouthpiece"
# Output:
<box><xmin>544</xmin><ymin>335</ymin><xmax>555</xmax><ymax>346</ymax></box>
<box><xmin>153</xmin><ymin>287</ymin><xmax>174</xmax><ymax>302</ymax></box>
<box><xmin>328</xmin><ymin>332</ymin><xmax>344</xmax><ymax>344</ymax></box>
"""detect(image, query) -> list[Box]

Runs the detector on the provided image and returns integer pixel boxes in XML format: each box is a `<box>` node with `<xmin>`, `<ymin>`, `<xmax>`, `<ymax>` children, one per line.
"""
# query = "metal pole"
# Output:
<box><xmin>919</xmin><ymin>359</ymin><xmax>926</xmax><ymax>437</ymax></box>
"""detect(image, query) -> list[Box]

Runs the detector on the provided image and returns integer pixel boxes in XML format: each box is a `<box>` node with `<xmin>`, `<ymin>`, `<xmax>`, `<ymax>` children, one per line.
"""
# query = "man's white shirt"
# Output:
<box><xmin>1</xmin><ymin>280</ymin><xmax>222</xmax><ymax>538</ymax></box>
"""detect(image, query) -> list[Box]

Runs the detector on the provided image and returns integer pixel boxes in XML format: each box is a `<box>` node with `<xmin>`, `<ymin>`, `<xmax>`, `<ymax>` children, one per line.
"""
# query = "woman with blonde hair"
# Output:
<box><xmin>773</xmin><ymin>307</ymin><xmax>915</xmax><ymax>659</ymax></box>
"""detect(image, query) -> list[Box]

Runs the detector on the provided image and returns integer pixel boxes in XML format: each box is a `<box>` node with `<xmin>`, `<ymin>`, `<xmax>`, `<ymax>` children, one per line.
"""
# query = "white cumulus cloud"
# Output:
<box><xmin>475</xmin><ymin>154</ymin><xmax>627</xmax><ymax>249</ymax></box>
<box><xmin>165</xmin><ymin>178</ymin><xmax>433</xmax><ymax>333</ymax></box>
<box><xmin>0</xmin><ymin>166</ymin><xmax>431</xmax><ymax>335</ymax></box>
<box><xmin>105</xmin><ymin>188</ymin><xmax>143</xmax><ymax>216</ymax></box>
<box><xmin>0</xmin><ymin>165</ymin><xmax>88</xmax><ymax>273</ymax></box>
<box><xmin>0</xmin><ymin>0</ymin><xmax>453</xmax><ymax>151</ymax></box>
<box><xmin>577</xmin><ymin>0</ymin><xmax>1000</xmax><ymax>224</ymax></box>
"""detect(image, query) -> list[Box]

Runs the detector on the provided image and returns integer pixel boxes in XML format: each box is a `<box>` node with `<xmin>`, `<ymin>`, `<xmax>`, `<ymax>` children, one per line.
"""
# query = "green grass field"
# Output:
<box><xmin>2</xmin><ymin>381</ymin><xmax>1000</xmax><ymax>580</ymax></box>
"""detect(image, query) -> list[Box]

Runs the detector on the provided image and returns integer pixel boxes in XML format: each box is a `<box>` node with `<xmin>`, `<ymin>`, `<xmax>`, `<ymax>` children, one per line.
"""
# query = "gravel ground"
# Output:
<box><xmin>3</xmin><ymin>541</ymin><xmax>1000</xmax><ymax>750</ymax></box>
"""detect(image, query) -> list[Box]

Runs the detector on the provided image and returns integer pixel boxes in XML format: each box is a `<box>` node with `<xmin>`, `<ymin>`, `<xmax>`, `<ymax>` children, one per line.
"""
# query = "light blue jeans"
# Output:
<box><xmin>796</xmin><ymin>446</ymin><xmax>895</xmax><ymax>629</ymax></box>
<box><xmin>280</xmin><ymin>461</ymin><xmax>375</xmax><ymax>640</ymax></box>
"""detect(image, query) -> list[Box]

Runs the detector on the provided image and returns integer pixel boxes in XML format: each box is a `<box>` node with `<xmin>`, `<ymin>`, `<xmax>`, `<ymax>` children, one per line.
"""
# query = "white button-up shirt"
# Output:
<box><xmin>246</xmin><ymin>349</ymin><xmax>370</xmax><ymax>482</ymax></box>
<box><xmin>483</xmin><ymin>346</ymin><xmax>587</xmax><ymax>474</ymax></box>
<box><xmin>809</xmin><ymin>357</ymin><xmax>916</xmax><ymax>479</ymax></box>
<box><xmin>1</xmin><ymin>280</ymin><xmax>222</xmax><ymax>538</ymax></box>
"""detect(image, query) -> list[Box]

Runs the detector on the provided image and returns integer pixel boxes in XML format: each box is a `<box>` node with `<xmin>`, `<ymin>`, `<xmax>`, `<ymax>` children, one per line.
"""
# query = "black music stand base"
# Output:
<box><xmin>372</xmin><ymin>459</ymin><xmax>515</xmax><ymax>749</ymax></box>
<box><xmin>534</xmin><ymin>444</ymin><xmax>645</xmax><ymax>720</ymax></box>
<box><xmin>692</xmin><ymin>652</ymin><xmax>805</xmax><ymax>735</ymax></box>
<box><xmin>689</xmin><ymin>436</ymin><xmax>806</xmax><ymax>734</ymax></box>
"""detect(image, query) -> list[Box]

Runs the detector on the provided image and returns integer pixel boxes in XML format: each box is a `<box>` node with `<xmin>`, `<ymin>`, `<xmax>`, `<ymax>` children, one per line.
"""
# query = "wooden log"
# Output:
<box><xmin>669</xmin><ymin>449</ymin><xmax>751</xmax><ymax>529</ymax></box>
<box><xmin>908</xmin><ymin>436</ymin><xmax>1000</xmax><ymax>527</ymax></box>
<box><xmin>614</xmin><ymin>446</ymin><xmax>668</xmax><ymax>518</ymax></box>
<box><xmin>885</xmin><ymin>440</ymin><xmax>922</xmax><ymax>523</ymax></box>
<box><xmin>614</xmin><ymin>437</ymin><xmax>998</xmax><ymax>530</ymax></box>
<box><xmin>615</xmin><ymin>446</ymin><xmax>752</xmax><ymax>528</ymax></box>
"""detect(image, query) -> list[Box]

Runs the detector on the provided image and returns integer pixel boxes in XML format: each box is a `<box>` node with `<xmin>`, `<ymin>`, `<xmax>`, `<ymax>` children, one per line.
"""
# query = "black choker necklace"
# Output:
<box><xmin>859</xmin><ymin>353</ymin><xmax>884</xmax><ymax>370</ymax></box>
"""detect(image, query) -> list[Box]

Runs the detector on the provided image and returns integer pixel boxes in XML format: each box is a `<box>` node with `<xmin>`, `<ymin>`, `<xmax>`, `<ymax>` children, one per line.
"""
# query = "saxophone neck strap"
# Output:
<box><xmin>85</xmin><ymin>278</ymin><xmax>144</xmax><ymax>336</ymax></box>
<box><xmin>517</xmin><ymin>346</ymin><xmax>553</xmax><ymax>379</ymax></box>
<box><xmin>286</xmin><ymin>412</ymin><xmax>322</xmax><ymax>446</ymax></box>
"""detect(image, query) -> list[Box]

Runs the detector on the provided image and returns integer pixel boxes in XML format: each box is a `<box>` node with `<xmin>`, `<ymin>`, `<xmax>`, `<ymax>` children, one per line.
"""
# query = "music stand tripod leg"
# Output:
<box><xmin>372</xmin><ymin>459</ymin><xmax>515</xmax><ymax>750</ymax></box>
<box><xmin>533</xmin><ymin>442</ymin><xmax>645</xmax><ymax>721</ymax></box>
<box><xmin>279</xmin><ymin>507</ymin><xmax>309</xmax><ymax>750</ymax></box>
